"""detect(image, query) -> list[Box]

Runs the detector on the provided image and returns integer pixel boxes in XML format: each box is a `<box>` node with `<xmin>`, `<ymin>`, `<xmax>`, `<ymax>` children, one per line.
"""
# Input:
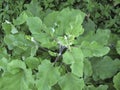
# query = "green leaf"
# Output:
<box><xmin>83</xmin><ymin>59</ymin><xmax>93</xmax><ymax>77</ymax></box>
<box><xmin>11</xmin><ymin>25</ymin><xmax>18</xmax><ymax>34</ymax></box>
<box><xmin>2</xmin><ymin>22</ymin><xmax>11</xmax><ymax>34</ymax></box>
<box><xmin>30</xmin><ymin>44</ymin><xmax>38</xmax><ymax>57</ymax></box>
<box><xmin>32</xmin><ymin>32</ymin><xmax>56</xmax><ymax>48</ymax></box>
<box><xmin>0</xmin><ymin>47</ymin><xmax>9</xmax><ymax>59</ymax></box>
<box><xmin>63</xmin><ymin>47</ymin><xmax>84</xmax><ymax>77</ymax></box>
<box><xmin>113</xmin><ymin>72</ymin><xmax>120</xmax><ymax>90</ymax></box>
<box><xmin>0</xmin><ymin>73</ymin><xmax>31</xmax><ymax>90</ymax></box>
<box><xmin>26</xmin><ymin>8</ymin><xmax>85</xmax><ymax>48</ymax></box>
<box><xmin>83</xmin><ymin>18</ymin><xmax>96</xmax><ymax>32</ymax></box>
<box><xmin>63</xmin><ymin>8</ymin><xmax>85</xmax><ymax>37</ymax></box>
<box><xmin>4</xmin><ymin>33</ymin><xmax>37</xmax><ymax>58</ymax></box>
<box><xmin>13</xmin><ymin>11</ymin><xmax>28</xmax><ymax>25</ymax></box>
<box><xmin>2</xmin><ymin>21</ymin><xmax>18</xmax><ymax>34</ymax></box>
<box><xmin>58</xmin><ymin>73</ymin><xmax>84</xmax><ymax>90</ymax></box>
<box><xmin>4</xmin><ymin>34</ymin><xmax>16</xmax><ymax>50</ymax></box>
<box><xmin>76</xmin><ymin>29</ymin><xmax>110</xmax><ymax>46</ymax></box>
<box><xmin>94</xmin><ymin>29</ymin><xmax>110</xmax><ymax>45</ymax></box>
<box><xmin>4</xmin><ymin>34</ymin><xmax>28</xmax><ymax>57</ymax></box>
<box><xmin>116</xmin><ymin>40</ymin><xmax>120</xmax><ymax>55</ymax></box>
<box><xmin>7</xmin><ymin>60</ymin><xmax>26</xmax><ymax>74</ymax></box>
<box><xmin>36</xmin><ymin>60</ymin><xmax>60</xmax><ymax>90</ymax></box>
<box><xmin>43</xmin><ymin>11</ymin><xmax>58</xmax><ymax>28</ymax></box>
<box><xmin>26</xmin><ymin>17</ymin><xmax>55</xmax><ymax>48</ymax></box>
<box><xmin>44</xmin><ymin>8</ymin><xmax>85</xmax><ymax>38</ymax></box>
<box><xmin>25</xmin><ymin>0</ymin><xmax>42</xmax><ymax>17</ymax></box>
<box><xmin>26</xmin><ymin>17</ymin><xmax>42</xmax><ymax>35</ymax></box>
<box><xmin>0</xmin><ymin>60</ymin><xmax>34</xmax><ymax>90</ymax></box>
<box><xmin>25</xmin><ymin>57</ymin><xmax>40</xmax><ymax>69</ymax></box>
<box><xmin>80</xmin><ymin>41</ymin><xmax>110</xmax><ymax>57</ymax></box>
<box><xmin>0</xmin><ymin>58</ymin><xmax>8</xmax><ymax>73</ymax></box>
<box><xmin>4</xmin><ymin>33</ymin><xmax>28</xmax><ymax>50</ymax></box>
<box><xmin>91</xmin><ymin>56</ymin><xmax>120</xmax><ymax>81</ymax></box>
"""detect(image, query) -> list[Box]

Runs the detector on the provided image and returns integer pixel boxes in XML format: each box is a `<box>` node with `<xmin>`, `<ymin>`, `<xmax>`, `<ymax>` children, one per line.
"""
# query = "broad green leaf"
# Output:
<box><xmin>25</xmin><ymin>57</ymin><xmax>40</xmax><ymax>69</ymax></box>
<box><xmin>116</xmin><ymin>40</ymin><xmax>120</xmax><ymax>55</ymax></box>
<box><xmin>0</xmin><ymin>47</ymin><xmax>9</xmax><ymax>59</ymax></box>
<box><xmin>44</xmin><ymin>8</ymin><xmax>85</xmax><ymax>38</ymax></box>
<box><xmin>4</xmin><ymin>35</ymin><xmax>26</xmax><ymax>57</ymax></box>
<box><xmin>0</xmin><ymin>72</ymin><xmax>31</xmax><ymax>90</ymax></box>
<box><xmin>108</xmin><ymin>33</ymin><xmax>119</xmax><ymax>47</ymax></box>
<box><xmin>26</xmin><ymin>17</ymin><xmax>56</xmax><ymax>48</ymax></box>
<box><xmin>36</xmin><ymin>60</ymin><xmax>60</xmax><ymax>90</ymax></box>
<box><xmin>58</xmin><ymin>73</ymin><xmax>84</xmax><ymax>90</ymax></box>
<box><xmin>26</xmin><ymin>17</ymin><xmax>42</xmax><ymax>35</ymax></box>
<box><xmin>2</xmin><ymin>22</ymin><xmax>11</xmax><ymax>34</ymax></box>
<box><xmin>83</xmin><ymin>18</ymin><xmax>96</xmax><ymax>32</ymax></box>
<box><xmin>63</xmin><ymin>8</ymin><xmax>85</xmax><ymax>37</ymax></box>
<box><xmin>80</xmin><ymin>41</ymin><xmax>110</xmax><ymax>57</ymax></box>
<box><xmin>32</xmin><ymin>32</ymin><xmax>56</xmax><ymax>48</ymax></box>
<box><xmin>4</xmin><ymin>33</ymin><xmax>36</xmax><ymax>58</ymax></box>
<box><xmin>25</xmin><ymin>0</ymin><xmax>42</xmax><ymax>17</ymax></box>
<box><xmin>7</xmin><ymin>60</ymin><xmax>26</xmax><ymax>74</ymax></box>
<box><xmin>63</xmin><ymin>47</ymin><xmax>84</xmax><ymax>77</ymax></box>
<box><xmin>0</xmin><ymin>60</ymin><xmax>34</xmax><ymax>90</ymax></box>
<box><xmin>76</xmin><ymin>29</ymin><xmax>110</xmax><ymax>46</ymax></box>
<box><xmin>83</xmin><ymin>59</ymin><xmax>93</xmax><ymax>77</ymax></box>
<box><xmin>43</xmin><ymin>11</ymin><xmax>58</xmax><ymax>27</ymax></box>
<box><xmin>13</xmin><ymin>11</ymin><xmax>28</xmax><ymax>25</ymax></box>
<box><xmin>94</xmin><ymin>29</ymin><xmax>110</xmax><ymax>45</ymax></box>
<box><xmin>113</xmin><ymin>72</ymin><xmax>120</xmax><ymax>90</ymax></box>
<box><xmin>4</xmin><ymin>33</ymin><xmax>27</xmax><ymax>50</ymax></box>
<box><xmin>4</xmin><ymin>34</ymin><xmax>16</xmax><ymax>50</ymax></box>
<box><xmin>91</xmin><ymin>56</ymin><xmax>120</xmax><ymax>81</ymax></box>
<box><xmin>2</xmin><ymin>21</ymin><xmax>18</xmax><ymax>34</ymax></box>
<box><xmin>84</xmin><ymin>85</ymin><xmax>108</xmax><ymax>90</ymax></box>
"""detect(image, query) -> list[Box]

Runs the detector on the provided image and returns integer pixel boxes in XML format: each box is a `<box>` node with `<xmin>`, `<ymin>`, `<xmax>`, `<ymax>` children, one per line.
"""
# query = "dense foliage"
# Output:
<box><xmin>0</xmin><ymin>0</ymin><xmax>120</xmax><ymax>90</ymax></box>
